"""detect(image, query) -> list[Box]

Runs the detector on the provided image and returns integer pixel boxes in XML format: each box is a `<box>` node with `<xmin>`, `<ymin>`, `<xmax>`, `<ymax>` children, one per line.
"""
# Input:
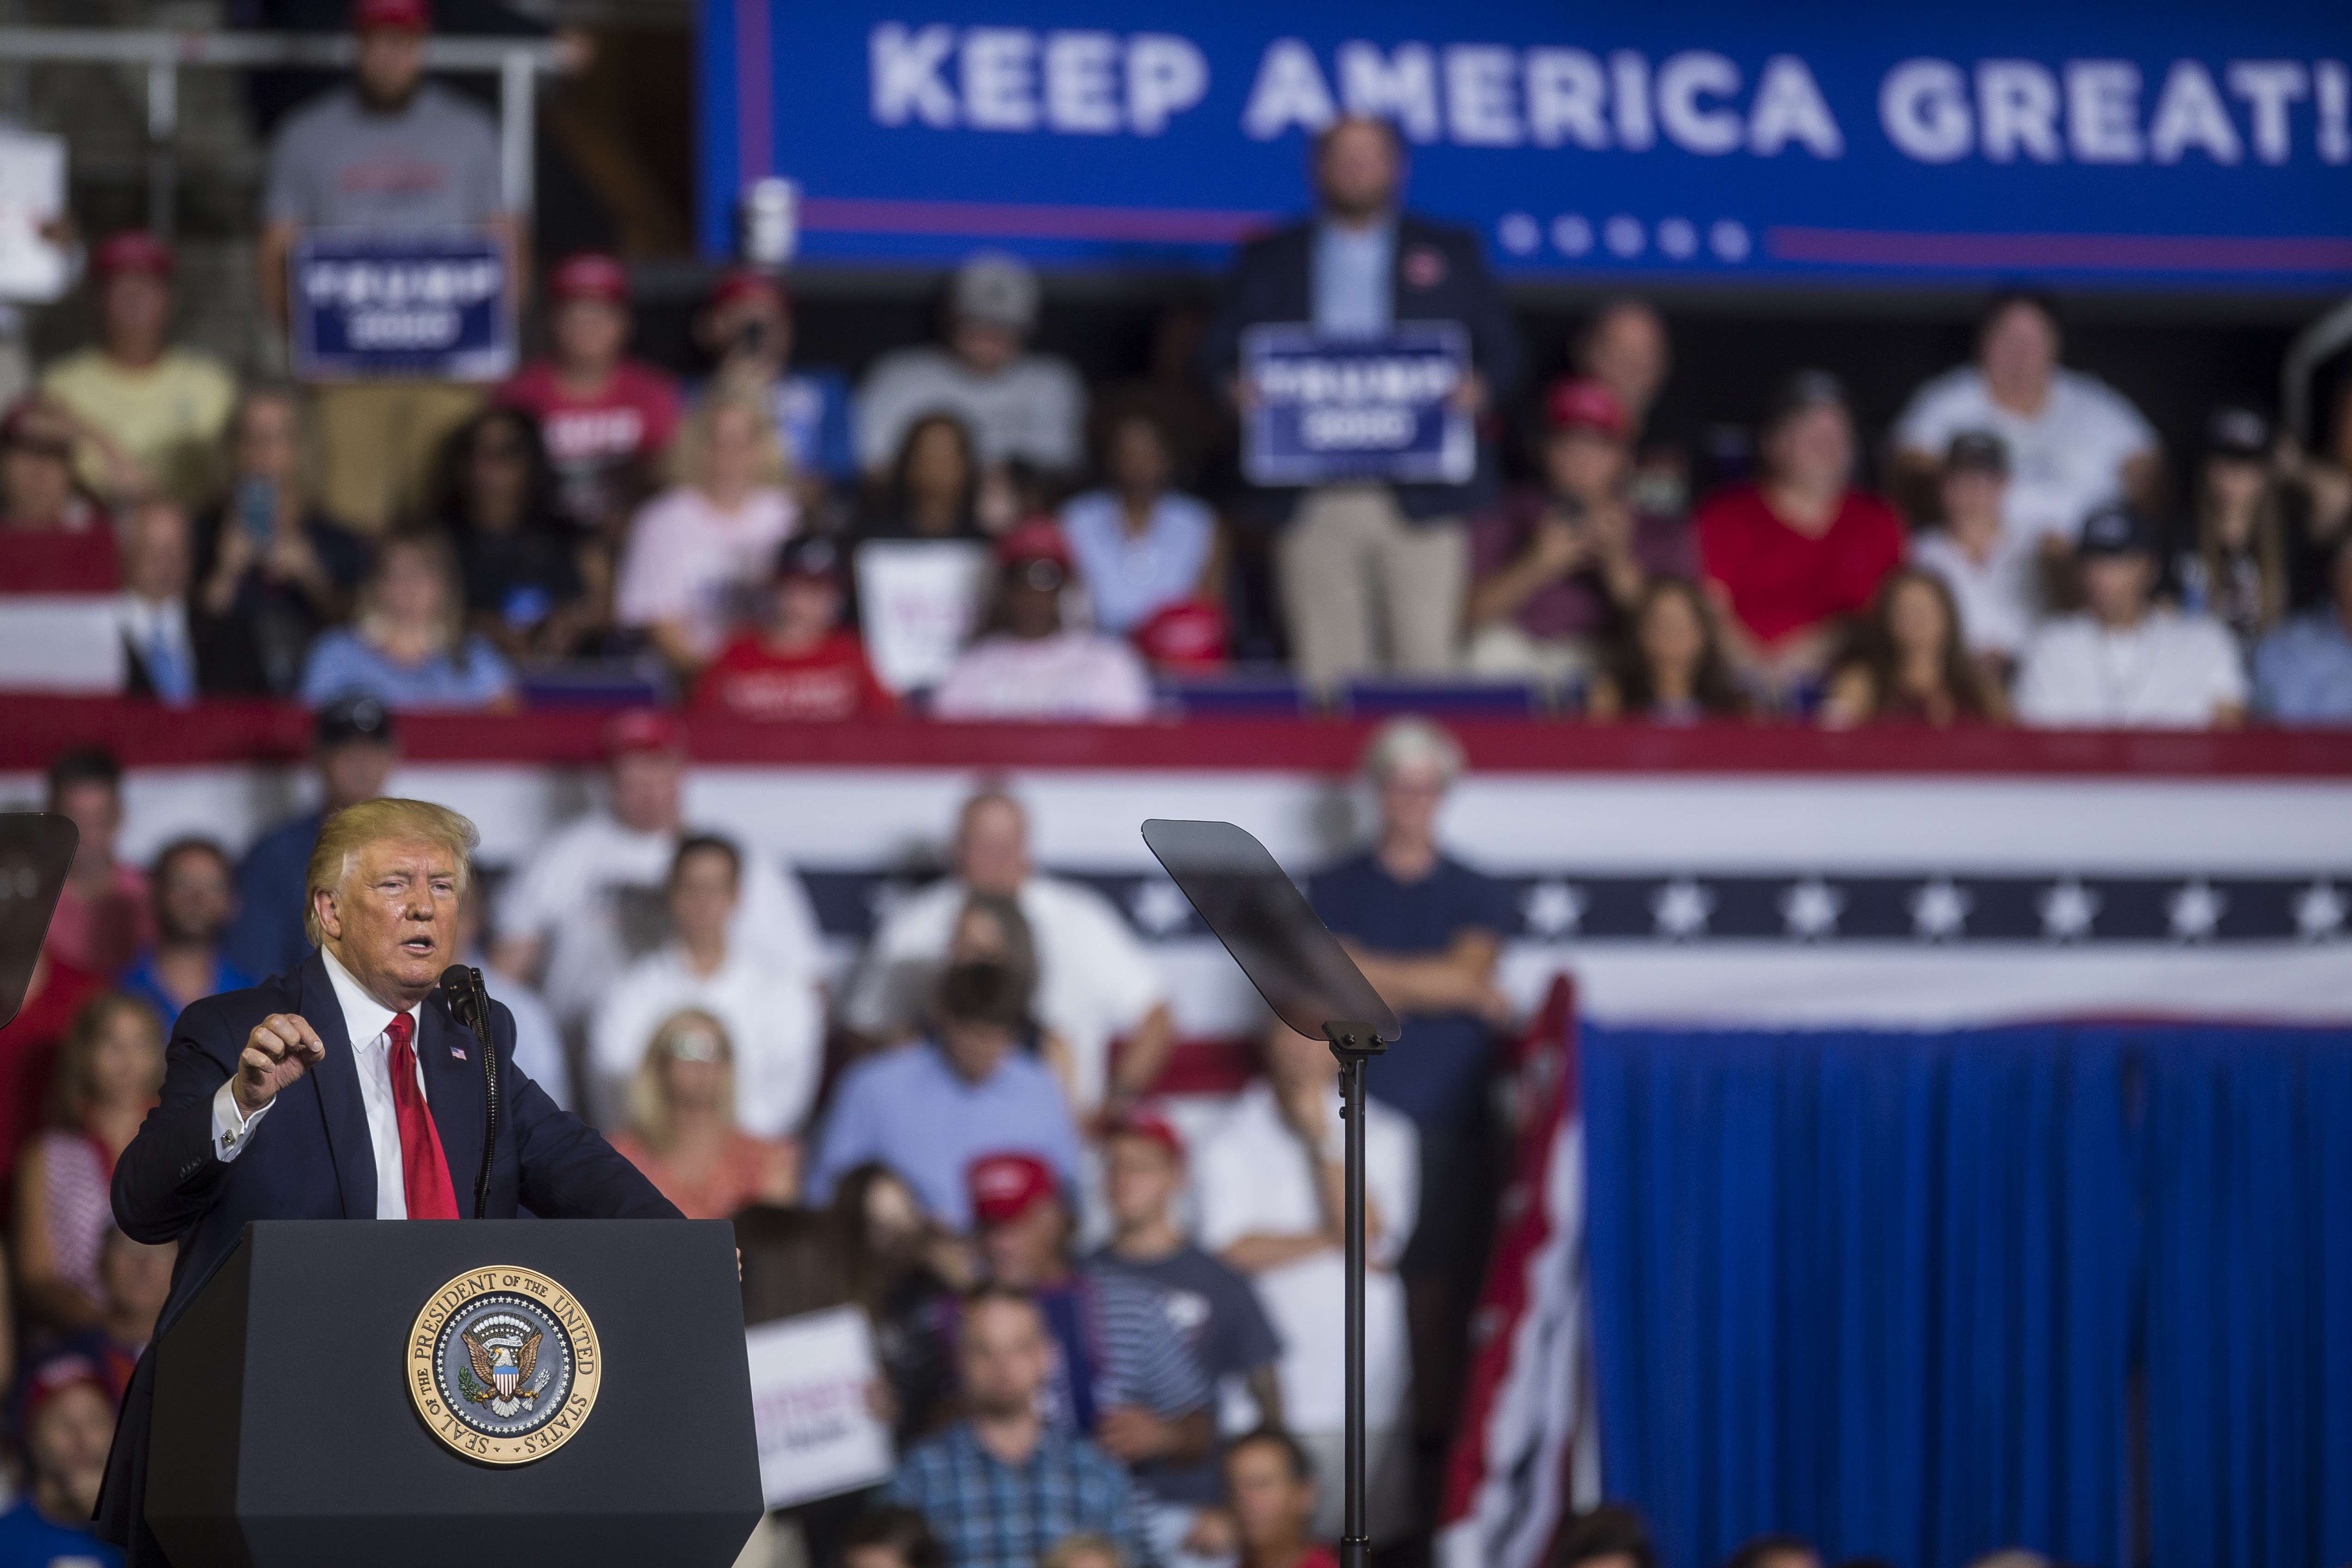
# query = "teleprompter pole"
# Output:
<box><xmin>1324</xmin><ymin>1022</ymin><xmax>1386</xmax><ymax>1568</ymax></box>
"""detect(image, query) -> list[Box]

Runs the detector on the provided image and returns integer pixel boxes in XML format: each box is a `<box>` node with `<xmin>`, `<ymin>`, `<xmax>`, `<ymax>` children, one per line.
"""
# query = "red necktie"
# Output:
<box><xmin>385</xmin><ymin>1012</ymin><xmax>460</xmax><ymax>1221</ymax></box>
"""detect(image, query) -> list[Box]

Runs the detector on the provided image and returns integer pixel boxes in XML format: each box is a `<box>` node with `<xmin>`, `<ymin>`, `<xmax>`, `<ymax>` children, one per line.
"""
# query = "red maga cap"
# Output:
<box><xmin>1132</xmin><ymin>599</ymin><xmax>1229</xmax><ymax>674</ymax></box>
<box><xmin>709</xmin><ymin>267</ymin><xmax>788</xmax><ymax>314</ymax></box>
<box><xmin>967</xmin><ymin>1151</ymin><xmax>1059</xmax><ymax>1226</ymax></box>
<box><xmin>352</xmin><ymin>0</ymin><xmax>431</xmax><ymax>31</ymax></box>
<box><xmin>602</xmin><ymin>707</ymin><xmax>684</xmax><ymax>758</ymax></box>
<box><xmin>1543</xmin><ymin>377</ymin><xmax>1628</xmax><ymax>439</ymax></box>
<box><xmin>994</xmin><ymin>519</ymin><xmax>1073</xmax><ymax>570</ymax></box>
<box><xmin>1104</xmin><ymin>1105</ymin><xmax>1185</xmax><ymax>1161</ymax></box>
<box><xmin>550</xmin><ymin>252</ymin><xmax>630</xmax><ymax>304</ymax></box>
<box><xmin>93</xmin><ymin>229</ymin><xmax>173</xmax><ymax>280</ymax></box>
<box><xmin>22</xmin><ymin>1352</ymin><xmax>111</xmax><ymax>1431</ymax></box>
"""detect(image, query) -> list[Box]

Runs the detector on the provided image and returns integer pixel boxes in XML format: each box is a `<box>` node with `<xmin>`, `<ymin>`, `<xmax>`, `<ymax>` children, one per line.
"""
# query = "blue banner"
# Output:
<box><xmin>290</xmin><ymin>231</ymin><xmax>513</xmax><ymax>382</ymax></box>
<box><xmin>1243</xmin><ymin>322</ymin><xmax>1472</xmax><ymax>485</ymax></box>
<box><xmin>698</xmin><ymin>0</ymin><xmax>2352</xmax><ymax>290</ymax></box>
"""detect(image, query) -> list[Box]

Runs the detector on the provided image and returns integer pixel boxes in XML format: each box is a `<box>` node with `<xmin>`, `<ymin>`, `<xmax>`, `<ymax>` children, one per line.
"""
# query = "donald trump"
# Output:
<box><xmin>99</xmin><ymin>799</ymin><xmax>679</xmax><ymax>1561</ymax></box>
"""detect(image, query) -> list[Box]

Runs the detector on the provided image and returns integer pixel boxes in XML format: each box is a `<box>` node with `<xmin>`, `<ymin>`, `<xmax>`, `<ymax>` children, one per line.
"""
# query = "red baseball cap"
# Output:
<box><xmin>352</xmin><ymin>0</ymin><xmax>431</xmax><ymax>31</ymax></box>
<box><xmin>21</xmin><ymin>1352</ymin><xmax>111</xmax><ymax>1432</ymax></box>
<box><xmin>1132</xmin><ymin>599</ymin><xmax>1228</xmax><ymax>674</ymax></box>
<box><xmin>709</xmin><ymin>267</ymin><xmax>788</xmax><ymax>314</ymax></box>
<box><xmin>93</xmin><ymin>229</ymin><xmax>172</xmax><ymax>280</ymax></box>
<box><xmin>1543</xmin><ymin>377</ymin><xmax>1628</xmax><ymax>440</ymax></box>
<box><xmin>967</xmin><ymin>1151</ymin><xmax>1059</xmax><ymax>1227</ymax></box>
<box><xmin>602</xmin><ymin>707</ymin><xmax>684</xmax><ymax>758</ymax></box>
<box><xmin>550</xmin><ymin>252</ymin><xmax>630</xmax><ymax>304</ymax></box>
<box><xmin>995</xmin><ymin>519</ymin><xmax>1073</xmax><ymax>571</ymax></box>
<box><xmin>1105</xmin><ymin>1105</ymin><xmax>1185</xmax><ymax>1162</ymax></box>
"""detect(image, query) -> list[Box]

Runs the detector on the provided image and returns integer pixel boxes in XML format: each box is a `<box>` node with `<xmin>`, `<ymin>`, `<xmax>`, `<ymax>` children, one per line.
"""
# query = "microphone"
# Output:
<box><xmin>438</xmin><ymin>964</ymin><xmax>500</xmax><ymax>1220</ymax></box>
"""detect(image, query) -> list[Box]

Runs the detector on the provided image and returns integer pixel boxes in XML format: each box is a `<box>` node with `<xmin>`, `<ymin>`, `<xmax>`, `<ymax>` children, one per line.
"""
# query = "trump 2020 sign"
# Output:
<box><xmin>291</xmin><ymin>231</ymin><xmax>514</xmax><ymax>383</ymax></box>
<box><xmin>698</xmin><ymin>0</ymin><xmax>2352</xmax><ymax>289</ymax></box>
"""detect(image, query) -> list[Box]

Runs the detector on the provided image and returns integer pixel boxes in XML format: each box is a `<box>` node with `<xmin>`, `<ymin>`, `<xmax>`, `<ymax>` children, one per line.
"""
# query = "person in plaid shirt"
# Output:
<box><xmin>888</xmin><ymin>1284</ymin><xmax>1155</xmax><ymax>1568</ymax></box>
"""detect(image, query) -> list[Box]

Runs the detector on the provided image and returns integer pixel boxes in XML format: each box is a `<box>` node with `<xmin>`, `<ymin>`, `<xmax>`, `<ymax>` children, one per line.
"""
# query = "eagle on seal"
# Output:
<box><xmin>462</xmin><ymin>1321</ymin><xmax>545</xmax><ymax>1417</ymax></box>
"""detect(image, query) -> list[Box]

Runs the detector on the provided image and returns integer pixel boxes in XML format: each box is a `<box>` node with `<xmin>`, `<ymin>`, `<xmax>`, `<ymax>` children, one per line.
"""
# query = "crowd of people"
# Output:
<box><xmin>2</xmin><ymin>5</ymin><xmax>2348</xmax><ymax>732</ymax></box>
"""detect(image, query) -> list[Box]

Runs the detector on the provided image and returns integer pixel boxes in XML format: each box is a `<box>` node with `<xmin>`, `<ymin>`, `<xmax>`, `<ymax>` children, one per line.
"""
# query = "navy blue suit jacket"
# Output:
<box><xmin>1199</xmin><ymin>210</ymin><xmax>1523</xmax><ymax>525</ymax></box>
<box><xmin>96</xmin><ymin>950</ymin><xmax>678</xmax><ymax>1556</ymax></box>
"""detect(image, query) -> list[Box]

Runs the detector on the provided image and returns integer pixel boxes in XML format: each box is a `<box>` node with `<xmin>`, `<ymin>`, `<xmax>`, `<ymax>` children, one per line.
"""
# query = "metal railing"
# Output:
<box><xmin>0</xmin><ymin>27</ymin><xmax>568</xmax><ymax>238</ymax></box>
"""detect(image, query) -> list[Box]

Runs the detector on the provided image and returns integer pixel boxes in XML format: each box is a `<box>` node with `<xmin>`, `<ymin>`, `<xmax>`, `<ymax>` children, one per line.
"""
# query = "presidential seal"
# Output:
<box><xmin>407</xmin><ymin>1266</ymin><xmax>602</xmax><ymax>1465</ymax></box>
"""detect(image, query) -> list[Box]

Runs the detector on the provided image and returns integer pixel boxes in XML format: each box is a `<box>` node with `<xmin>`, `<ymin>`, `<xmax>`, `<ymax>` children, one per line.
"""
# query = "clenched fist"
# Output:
<box><xmin>234</xmin><ymin>1013</ymin><xmax>327</xmax><ymax>1117</ymax></box>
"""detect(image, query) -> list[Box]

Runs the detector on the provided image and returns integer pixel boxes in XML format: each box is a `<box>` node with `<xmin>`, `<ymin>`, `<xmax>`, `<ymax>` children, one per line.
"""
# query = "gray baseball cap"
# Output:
<box><xmin>952</xmin><ymin>250</ymin><xmax>1040</xmax><ymax>332</ymax></box>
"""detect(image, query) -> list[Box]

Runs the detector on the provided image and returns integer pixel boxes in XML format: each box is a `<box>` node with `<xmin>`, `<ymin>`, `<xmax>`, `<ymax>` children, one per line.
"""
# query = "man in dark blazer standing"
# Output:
<box><xmin>98</xmin><ymin>796</ymin><xmax>679</xmax><ymax>1563</ymax></box>
<box><xmin>1202</xmin><ymin>114</ymin><xmax>1521</xmax><ymax>692</ymax></box>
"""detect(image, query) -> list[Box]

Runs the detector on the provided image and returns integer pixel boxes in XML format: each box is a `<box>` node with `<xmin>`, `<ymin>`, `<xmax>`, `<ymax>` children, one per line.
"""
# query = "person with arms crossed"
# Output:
<box><xmin>98</xmin><ymin>798</ymin><xmax>679</xmax><ymax>1564</ymax></box>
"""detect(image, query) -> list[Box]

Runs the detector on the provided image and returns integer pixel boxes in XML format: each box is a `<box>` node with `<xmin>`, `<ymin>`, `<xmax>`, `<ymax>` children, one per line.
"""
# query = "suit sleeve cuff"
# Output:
<box><xmin>211</xmin><ymin>1079</ymin><xmax>273</xmax><ymax>1161</ymax></box>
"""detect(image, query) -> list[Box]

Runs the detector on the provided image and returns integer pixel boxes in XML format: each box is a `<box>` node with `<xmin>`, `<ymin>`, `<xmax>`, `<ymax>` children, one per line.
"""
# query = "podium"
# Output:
<box><xmin>142</xmin><ymin>1219</ymin><xmax>761</xmax><ymax>1568</ymax></box>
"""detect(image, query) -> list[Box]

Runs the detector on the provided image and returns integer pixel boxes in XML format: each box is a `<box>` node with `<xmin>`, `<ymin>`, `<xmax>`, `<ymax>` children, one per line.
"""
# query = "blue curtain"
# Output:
<box><xmin>1581</xmin><ymin>1021</ymin><xmax>2352</xmax><ymax>1568</ymax></box>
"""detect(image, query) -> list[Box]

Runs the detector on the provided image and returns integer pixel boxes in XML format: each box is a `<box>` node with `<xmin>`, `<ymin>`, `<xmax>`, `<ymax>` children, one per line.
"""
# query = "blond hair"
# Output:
<box><xmin>304</xmin><ymin>797</ymin><xmax>479</xmax><ymax>945</ymax></box>
<box><xmin>629</xmin><ymin>1007</ymin><xmax>737</xmax><ymax>1151</ymax></box>
<box><xmin>668</xmin><ymin>389</ymin><xmax>790</xmax><ymax>493</ymax></box>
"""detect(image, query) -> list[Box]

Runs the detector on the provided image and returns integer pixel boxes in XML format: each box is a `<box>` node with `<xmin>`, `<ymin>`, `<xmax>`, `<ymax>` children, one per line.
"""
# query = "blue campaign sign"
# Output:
<box><xmin>698</xmin><ymin>0</ymin><xmax>2352</xmax><ymax>290</ymax></box>
<box><xmin>290</xmin><ymin>232</ymin><xmax>513</xmax><ymax>382</ymax></box>
<box><xmin>1243</xmin><ymin>322</ymin><xmax>1472</xmax><ymax>486</ymax></box>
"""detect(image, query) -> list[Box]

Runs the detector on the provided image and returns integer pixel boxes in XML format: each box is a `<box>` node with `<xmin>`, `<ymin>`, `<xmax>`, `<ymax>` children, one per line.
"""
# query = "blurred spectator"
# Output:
<box><xmin>0</xmin><ymin>1355</ymin><xmax>119</xmax><ymax>1567</ymax></box>
<box><xmin>40</xmin><ymin>230</ymin><xmax>234</xmax><ymax>507</ymax></box>
<box><xmin>885</xmin><ymin>1284</ymin><xmax>1154</xmax><ymax>1568</ymax></box>
<box><xmin>298</xmin><ymin>531</ymin><xmax>518</xmax><ymax>710</ymax></box>
<box><xmin>966</xmin><ymin>1152</ymin><xmax>1213</xmax><ymax>1543</ymax></box>
<box><xmin>1570</xmin><ymin>299</ymin><xmax>1684</xmax><ymax>518</ymax></box>
<box><xmin>116</xmin><ymin>839</ymin><xmax>253</xmax><ymax>1029</ymax></box>
<box><xmin>452</xmin><ymin>882</ymin><xmax>569</xmax><ymax>1112</ymax></box>
<box><xmin>222</xmin><ymin>697</ymin><xmax>399</xmax><ymax>981</ymax></box>
<box><xmin>259</xmin><ymin>0</ymin><xmax>508</xmax><ymax>532</ymax></box>
<box><xmin>857</xmin><ymin>413</ymin><xmax>988</xmax><ymax>543</ymax></box>
<box><xmin>945</xmin><ymin>892</ymin><xmax>1079</xmax><ymax>1097</ymax></box>
<box><xmin>57</xmin><ymin>1228</ymin><xmax>173</xmax><ymax>1401</ymax></box>
<box><xmin>839</xmin><ymin>1504</ymin><xmax>947</xmax><ymax>1568</ymax></box>
<box><xmin>694</xmin><ymin>268</ymin><xmax>855</xmax><ymax>509</ymax></box>
<box><xmin>1095</xmin><ymin>1109</ymin><xmax>1285</xmax><ymax>1543</ymax></box>
<box><xmin>16</xmin><ymin>993</ymin><xmax>163</xmax><ymax>1331</ymax></box>
<box><xmin>1697</xmin><ymin>371</ymin><xmax>1904</xmax><ymax>702</ymax></box>
<box><xmin>616</xmin><ymin>391</ymin><xmax>798</xmax><ymax>675</ymax></box>
<box><xmin>1892</xmin><ymin>291</ymin><xmax>2160</xmax><ymax>545</ymax></box>
<box><xmin>2278</xmin><ymin>384</ymin><xmax>2352</xmax><ymax>606</ymax></box>
<box><xmin>1203</xmin><ymin>116</ymin><xmax>1521</xmax><ymax>691</ymax></box>
<box><xmin>116</xmin><ymin>499</ymin><xmax>236</xmax><ymax>704</ymax></box>
<box><xmin>590</xmin><ymin>835</ymin><xmax>823</xmax><ymax>1138</ymax></box>
<box><xmin>1059</xmin><ymin>412</ymin><xmax>1219</xmax><ymax>638</ymax></box>
<box><xmin>1196</xmin><ymin>1019</ymin><xmax>1417</xmax><ymax>1544</ymax></box>
<box><xmin>43</xmin><ymin>748</ymin><xmax>149</xmax><ymax>977</ymax></box>
<box><xmin>496</xmin><ymin>252</ymin><xmax>680</xmax><ymax>536</ymax></box>
<box><xmin>431</xmin><ymin>407</ymin><xmax>591</xmax><ymax>665</ymax></box>
<box><xmin>843</xmin><ymin>789</ymin><xmax>1174</xmax><ymax>1120</ymax></box>
<box><xmin>1910</xmin><ymin>431</ymin><xmax>2037</xmax><ymax>682</ymax></box>
<box><xmin>830</xmin><ymin>1162</ymin><xmax>977</xmax><ymax>1443</ymax></box>
<box><xmin>857</xmin><ymin>252</ymin><xmax>1086</xmax><ymax>482</ymax></box>
<box><xmin>0</xmin><ymin>954</ymin><xmax>102</xmax><ymax>1184</ymax></box>
<box><xmin>933</xmin><ymin>523</ymin><xmax>1155</xmax><ymax>723</ymax></box>
<box><xmin>2016</xmin><ymin>504</ymin><xmax>2246</xmax><ymax>728</ymax></box>
<box><xmin>1217</xmin><ymin>1428</ymin><xmax>1335</xmax><ymax>1568</ymax></box>
<box><xmin>2173</xmin><ymin>407</ymin><xmax>2288</xmax><ymax>654</ymax></box>
<box><xmin>1548</xmin><ymin>1502</ymin><xmax>1657</xmax><ymax>1568</ymax></box>
<box><xmin>1043</xmin><ymin>1537</ymin><xmax>1126</xmax><ymax>1568</ymax></box>
<box><xmin>491</xmin><ymin>708</ymin><xmax>821</xmax><ymax>1032</ymax></box>
<box><xmin>692</xmin><ymin>534</ymin><xmax>896</xmax><ymax>722</ymax></box>
<box><xmin>192</xmin><ymin>386</ymin><xmax>371</xmax><ymax>697</ymax></box>
<box><xmin>608</xmin><ymin>1008</ymin><xmax>798</xmax><ymax>1220</ymax></box>
<box><xmin>811</xmin><ymin>960</ymin><xmax>1083</xmax><ymax>1229</ymax></box>
<box><xmin>1725</xmin><ymin>1536</ymin><xmax>1824</xmax><ymax>1568</ymax></box>
<box><xmin>2254</xmin><ymin>535</ymin><xmax>2352</xmax><ymax>723</ymax></box>
<box><xmin>0</xmin><ymin>400</ymin><xmax>115</xmax><ymax>590</ymax></box>
<box><xmin>1467</xmin><ymin>377</ymin><xmax>1692</xmax><ymax>689</ymax></box>
<box><xmin>1585</xmin><ymin>577</ymin><xmax>1749</xmax><ymax>723</ymax></box>
<box><xmin>1821</xmin><ymin>569</ymin><xmax>2005</xmax><ymax>728</ymax></box>
<box><xmin>1308</xmin><ymin>718</ymin><xmax>1506</xmax><ymax>1479</ymax></box>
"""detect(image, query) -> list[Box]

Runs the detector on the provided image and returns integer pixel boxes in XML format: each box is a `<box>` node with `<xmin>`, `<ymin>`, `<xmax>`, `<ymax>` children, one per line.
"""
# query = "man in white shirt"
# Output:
<box><xmin>1908</xmin><ymin>431</ymin><xmax>2042</xmax><ymax>674</ymax></box>
<box><xmin>2016</xmin><ymin>503</ymin><xmax>2248</xmax><ymax>729</ymax></box>
<box><xmin>491</xmin><ymin>709</ymin><xmax>821</xmax><ymax>1031</ymax></box>
<box><xmin>101</xmin><ymin>797</ymin><xmax>673</xmax><ymax>1560</ymax></box>
<box><xmin>854</xmin><ymin>251</ymin><xmax>1086</xmax><ymax>478</ymax></box>
<box><xmin>1892</xmin><ymin>293</ymin><xmax>2161</xmax><ymax>547</ymax></box>
<box><xmin>589</xmin><ymin>834</ymin><xmax>823</xmax><ymax>1139</ymax></box>
<box><xmin>1194</xmin><ymin>1020</ymin><xmax>1418</xmax><ymax>1543</ymax></box>
<box><xmin>842</xmin><ymin>787</ymin><xmax>1173</xmax><ymax>1120</ymax></box>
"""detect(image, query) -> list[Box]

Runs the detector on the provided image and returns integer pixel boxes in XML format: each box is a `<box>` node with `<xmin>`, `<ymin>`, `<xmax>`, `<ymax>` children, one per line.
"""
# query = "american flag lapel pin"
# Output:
<box><xmin>451</xmin><ymin>1044</ymin><xmax>468</xmax><ymax>1061</ymax></box>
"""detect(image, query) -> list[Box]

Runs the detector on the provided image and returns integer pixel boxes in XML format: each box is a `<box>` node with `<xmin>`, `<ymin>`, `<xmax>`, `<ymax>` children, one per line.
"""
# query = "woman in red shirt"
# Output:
<box><xmin>609</xmin><ymin>1008</ymin><xmax>798</xmax><ymax>1221</ymax></box>
<box><xmin>1694</xmin><ymin>370</ymin><xmax>1904</xmax><ymax>706</ymax></box>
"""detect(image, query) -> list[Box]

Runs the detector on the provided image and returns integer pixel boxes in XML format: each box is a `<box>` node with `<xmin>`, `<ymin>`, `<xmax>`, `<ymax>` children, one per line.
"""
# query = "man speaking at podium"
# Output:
<box><xmin>96</xmin><ymin>798</ymin><xmax>680</xmax><ymax>1562</ymax></box>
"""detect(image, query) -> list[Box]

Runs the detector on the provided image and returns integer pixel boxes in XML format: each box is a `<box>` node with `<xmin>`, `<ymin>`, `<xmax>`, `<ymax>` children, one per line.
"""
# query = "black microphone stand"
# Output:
<box><xmin>1322</xmin><ymin>1020</ymin><xmax>1388</xmax><ymax>1568</ymax></box>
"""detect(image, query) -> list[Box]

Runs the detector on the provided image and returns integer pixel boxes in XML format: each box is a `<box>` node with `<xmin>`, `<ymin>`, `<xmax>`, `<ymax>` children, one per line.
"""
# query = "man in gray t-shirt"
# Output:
<box><xmin>256</xmin><ymin>0</ymin><xmax>519</xmax><ymax>531</ymax></box>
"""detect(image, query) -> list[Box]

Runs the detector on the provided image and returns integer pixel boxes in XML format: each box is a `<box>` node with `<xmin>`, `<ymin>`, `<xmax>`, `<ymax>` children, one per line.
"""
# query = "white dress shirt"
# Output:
<box><xmin>210</xmin><ymin>947</ymin><xmax>435</xmax><ymax>1219</ymax></box>
<box><xmin>587</xmin><ymin>941</ymin><xmax>823</xmax><ymax>1138</ymax></box>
